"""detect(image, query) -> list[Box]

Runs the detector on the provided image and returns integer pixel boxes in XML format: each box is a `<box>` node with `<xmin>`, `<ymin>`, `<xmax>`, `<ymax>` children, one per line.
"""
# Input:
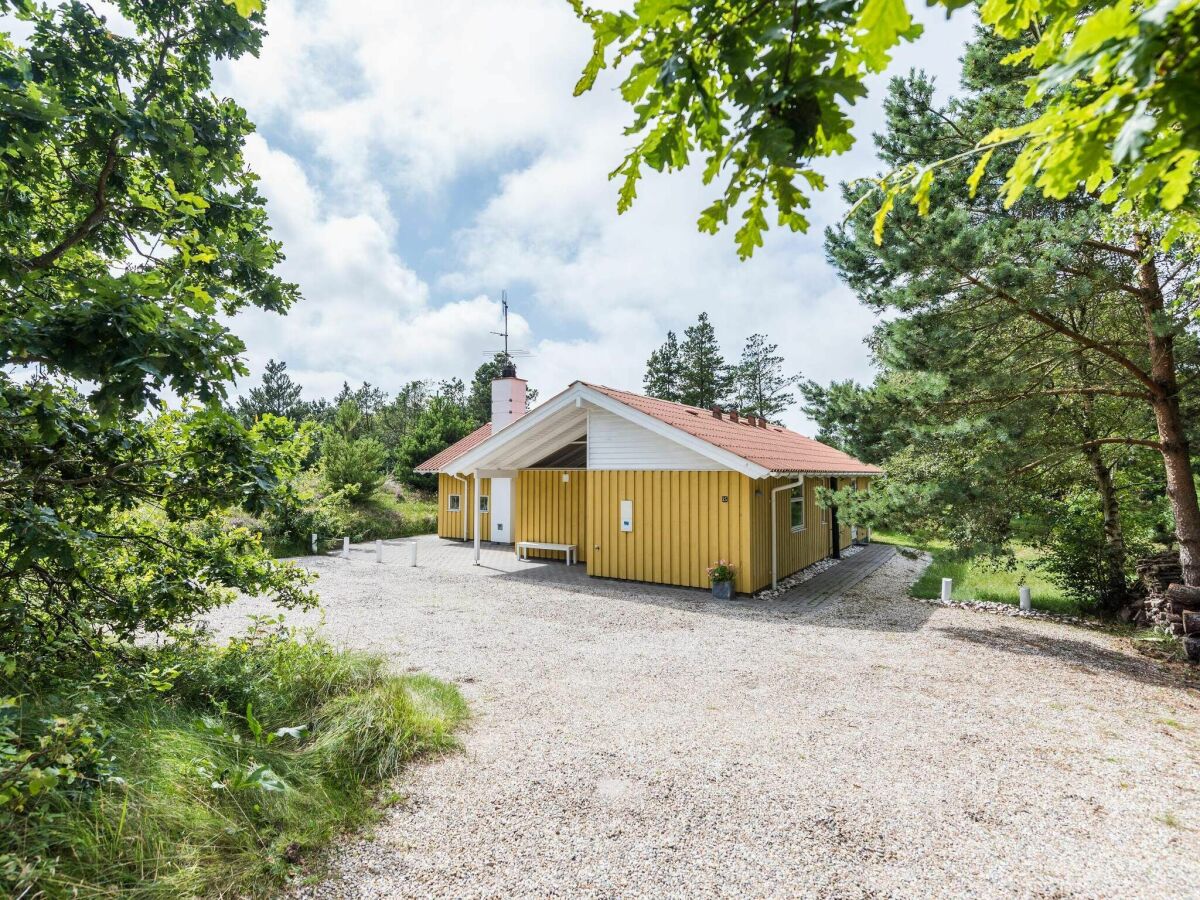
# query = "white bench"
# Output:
<box><xmin>516</xmin><ymin>541</ymin><xmax>578</xmax><ymax>566</ymax></box>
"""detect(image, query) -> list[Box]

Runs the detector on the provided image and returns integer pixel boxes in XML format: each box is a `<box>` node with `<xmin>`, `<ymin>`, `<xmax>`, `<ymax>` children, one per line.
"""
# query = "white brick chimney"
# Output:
<box><xmin>490</xmin><ymin>361</ymin><xmax>528</xmax><ymax>432</ymax></box>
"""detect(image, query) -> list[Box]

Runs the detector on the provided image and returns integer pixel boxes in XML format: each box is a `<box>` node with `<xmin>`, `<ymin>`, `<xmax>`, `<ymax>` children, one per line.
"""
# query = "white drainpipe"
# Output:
<box><xmin>770</xmin><ymin>477</ymin><xmax>804</xmax><ymax>590</ymax></box>
<box><xmin>473</xmin><ymin>471</ymin><xmax>482</xmax><ymax>565</ymax></box>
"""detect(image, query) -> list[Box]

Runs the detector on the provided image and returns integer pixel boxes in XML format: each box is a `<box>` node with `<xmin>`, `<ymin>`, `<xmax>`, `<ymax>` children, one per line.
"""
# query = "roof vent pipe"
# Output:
<box><xmin>711</xmin><ymin>406</ymin><xmax>722</xmax><ymax>419</ymax></box>
<box><xmin>729</xmin><ymin>409</ymin><xmax>739</xmax><ymax>423</ymax></box>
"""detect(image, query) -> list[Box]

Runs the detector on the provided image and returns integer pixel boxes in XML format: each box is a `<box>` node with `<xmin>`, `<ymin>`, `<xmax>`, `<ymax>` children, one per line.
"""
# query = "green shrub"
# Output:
<box><xmin>321</xmin><ymin>433</ymin><xmax>387</xmax><ymax>502</ymax></box>
<box><xmin>321</xmin><ymin>401</ymin><xmax>387</xmax><ymax>502</ymax></box>
<box><xmin>1037</xmin><ymin>503</ymin><xmax>1144</xmax><ymax>617</ymax></box>
<box><xmin>1</xmin><ymin>621</ymin><xmax>466</xmax><ymax>898</ymax></box>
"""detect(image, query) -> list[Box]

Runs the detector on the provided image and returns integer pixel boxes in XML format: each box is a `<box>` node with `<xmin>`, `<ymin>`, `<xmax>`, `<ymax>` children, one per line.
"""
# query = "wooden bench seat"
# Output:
<box><xmin>516</xmin><ymin>541</ymin><xmax>578</xmax><ymax>566</ymax></box>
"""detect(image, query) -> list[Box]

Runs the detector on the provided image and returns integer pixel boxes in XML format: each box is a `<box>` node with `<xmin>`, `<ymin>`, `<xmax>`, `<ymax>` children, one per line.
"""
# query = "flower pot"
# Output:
<box><xmin>711</xmin><ymin>580</ymin><xmax>733</xmax><ymax>600</ymax></box>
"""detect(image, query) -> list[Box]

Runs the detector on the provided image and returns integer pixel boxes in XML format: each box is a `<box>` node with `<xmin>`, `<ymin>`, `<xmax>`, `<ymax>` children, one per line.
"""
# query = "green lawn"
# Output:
<box><xmin>873</xmin><ymin>530</ymin><xmax>1081</xmax><ymax>616</ymax></box>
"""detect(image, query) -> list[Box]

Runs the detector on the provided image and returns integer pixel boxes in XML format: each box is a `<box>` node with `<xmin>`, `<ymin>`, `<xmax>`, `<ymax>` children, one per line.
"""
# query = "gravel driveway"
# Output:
<box><xmin>207</xmin><ymin>539</ymin><xmax>1200</xmax><ymax>899</ymax></box>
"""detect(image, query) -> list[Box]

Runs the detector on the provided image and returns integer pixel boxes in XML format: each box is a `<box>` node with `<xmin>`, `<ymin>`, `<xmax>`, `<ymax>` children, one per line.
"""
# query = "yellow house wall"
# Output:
<box><xmin>515</xmin><ymin>469</ymin><xmax>588</xmax><ymax>562</ymax></box>
<box><xmin>585</xmin><ymin>470</ymin><xmax>754</xmax><ymax>594</ymax></box>
<box><xmin>436</xmin><ymin>467</ymin><xmax>868</xmax><ymax>593</ymax></box>
<box><xmin>436</xmin><ymin>473</ymin><xmax>490</xmax><ymax>540</ymax></box>
<box><xmin>747</xmin><ymin>476</ymin><xmax>833</xmax><ymax>592</ymax></box>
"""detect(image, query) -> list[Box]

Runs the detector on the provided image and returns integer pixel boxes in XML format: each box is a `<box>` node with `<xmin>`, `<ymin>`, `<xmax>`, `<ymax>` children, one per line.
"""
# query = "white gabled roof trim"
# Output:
<box><xmin>580</xmin><ymin>386</ymin><xmax>769</xmax><ymax>478</ymax></box>
<box><xmin>446</xmin><ymin>383</ymin><xmax>771</xmax><ymax>478</ymax></box>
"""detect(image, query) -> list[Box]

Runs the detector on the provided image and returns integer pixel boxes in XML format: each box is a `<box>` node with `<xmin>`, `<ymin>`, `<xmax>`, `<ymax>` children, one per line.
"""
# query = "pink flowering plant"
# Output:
<box><xmin>707</xmin><ymin>560</ymin><xmax>736</xmax><ymax>583</ymax></box>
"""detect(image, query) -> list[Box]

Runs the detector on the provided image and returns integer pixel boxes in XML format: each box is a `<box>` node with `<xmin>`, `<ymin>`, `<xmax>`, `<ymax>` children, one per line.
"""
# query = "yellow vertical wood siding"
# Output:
<box><xmin>585</xmin><ymin>470</ymin><xmax>754</xmax><ymax>594</ymax></box>
<box><xmin>747</xmin><ymin>477</ymin><xmax>833</xmax><ymax>592</ymax></box>
<box><xmin>434</xmin><ymin>466</ymin><xmax>861</xmax><ymax>593</ymax></box>
<box><xmin>436</xmin><ymin>473</ymin><xmax>490</xmax><ymax>540</ymax></box>
<box><xmin>515</xmin><ymin>470</ymin><xmax>587</xmax><ymax>561</ymax></box>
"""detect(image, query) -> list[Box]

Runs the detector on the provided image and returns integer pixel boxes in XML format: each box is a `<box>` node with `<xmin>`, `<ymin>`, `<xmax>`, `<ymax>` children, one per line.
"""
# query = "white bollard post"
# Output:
<box><xmin>410</xmin><ymin>541</ymin><xmax>418</xmax><ymax>567</ymax></box>
<box><xmin>376</xmin><ymin>539</ymin><xmax>383</xmax><ymax>563</ymax></box>
<box><xmin>311</xmin><ymin>533</ymin><xmax>318</xmax><ymax>554</ymax></box>
<box><xmin>941</xmin><ymin>577</ymin><xmax>953</xmax><ymax>602</ymax></box>
<box><xmin>342</xmin><ymin>536</ymin><xmax>350</xmax><ymax>559</ymax></box>
<box><xmin>1019</xmin><ymin>585</ymin><xmax>1031</xmax><ymax>612</ymax></box>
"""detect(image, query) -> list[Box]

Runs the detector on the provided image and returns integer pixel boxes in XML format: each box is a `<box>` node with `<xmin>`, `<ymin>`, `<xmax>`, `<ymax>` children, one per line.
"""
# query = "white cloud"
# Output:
<box><xmin>233</xmin><ymin>135</ymin><xmax>520</xmax><ymax>399</ymax></box>
<box><xmin>220</xmin><ymin>1</ymin><xmax>976</xmax><ymax>431</ymax></box>
<box><xmin>222</xmin><ymin>0</ymin><xmax>591</xmax><ymax>198</ymax></box>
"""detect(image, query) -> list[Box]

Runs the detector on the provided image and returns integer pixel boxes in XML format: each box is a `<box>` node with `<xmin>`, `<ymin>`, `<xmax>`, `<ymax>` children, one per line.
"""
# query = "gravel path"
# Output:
<box><xmin>206</xmin><ymin>542</ymin><xmax>1200</xmax><ymax>899</ymax></box>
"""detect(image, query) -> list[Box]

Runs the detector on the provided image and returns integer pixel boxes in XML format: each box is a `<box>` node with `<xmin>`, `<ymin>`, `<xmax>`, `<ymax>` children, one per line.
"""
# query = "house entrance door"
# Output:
<box><xmin>490</xmin><ymin>477</ymin><xmax>513</xmax><ymax>543</ymax></box>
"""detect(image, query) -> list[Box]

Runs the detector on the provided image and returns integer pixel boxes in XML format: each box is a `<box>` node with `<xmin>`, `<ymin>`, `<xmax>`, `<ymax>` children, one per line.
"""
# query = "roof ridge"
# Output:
<box><xmin>582</xmin><ymin>381</ymin><xmax>806</xmax><ymax>438</ymax></box>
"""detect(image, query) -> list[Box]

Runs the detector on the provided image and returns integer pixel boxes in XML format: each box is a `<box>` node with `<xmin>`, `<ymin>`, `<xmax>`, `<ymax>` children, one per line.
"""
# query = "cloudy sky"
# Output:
<box><xmin>214</xmin><ymin>2</ymin><xmax>975</xmax><ymax>431</ymax></box>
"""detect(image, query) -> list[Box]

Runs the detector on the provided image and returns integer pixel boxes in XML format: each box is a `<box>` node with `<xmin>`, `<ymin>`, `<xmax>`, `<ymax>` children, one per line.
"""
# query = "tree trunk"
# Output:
<box><xmin>1082</xmin><ymin>442</ymin><xmax>1130</xmax><ymax>611</ymax></box>
<box><xmin>1135</xmin><ymin>232</ymin><xmax>1200</xmax><ymax>587</ymax></box>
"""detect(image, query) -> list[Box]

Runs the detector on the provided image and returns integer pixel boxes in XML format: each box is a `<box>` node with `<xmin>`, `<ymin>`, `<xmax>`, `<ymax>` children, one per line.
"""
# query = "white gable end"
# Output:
<box><xmin>587</xmin><ymin>409</ymin><xmax>727</xmax><ymax>471</ymax></box>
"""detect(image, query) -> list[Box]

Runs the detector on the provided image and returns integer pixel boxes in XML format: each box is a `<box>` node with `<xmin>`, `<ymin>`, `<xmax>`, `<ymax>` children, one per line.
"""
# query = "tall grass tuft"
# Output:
<box><xmin>3</xmin><ymin>620</ymin><xmax>466</xmax><ymax>898</ymax></box>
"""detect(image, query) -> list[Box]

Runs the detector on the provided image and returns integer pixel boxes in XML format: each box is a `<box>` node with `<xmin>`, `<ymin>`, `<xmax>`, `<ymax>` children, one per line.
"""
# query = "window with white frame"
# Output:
<box><xmin>479</xmin><ymin>495</ymin><xmax>489</xmax><ymax>512</ymax></box>
<box><xmin>448</xmin><ymin>494</ymin><xmax>461</xmax><ymax>512</ymax></box>
<box><xmin>790</xmin><ymin>483</ymin><xmax>806</xmax><ymax>532</ymax></box>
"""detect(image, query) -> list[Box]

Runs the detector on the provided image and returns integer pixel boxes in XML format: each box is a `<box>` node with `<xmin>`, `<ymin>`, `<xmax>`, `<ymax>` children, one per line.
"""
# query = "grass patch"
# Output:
<box><xmin>3</xmin><ymin>621</ymin><xmax>466</xmax><ymax>898</ymax></box>
<box><xmin>874</xmin><ymin>530</ymin><xmax>1081</xmax><ymax>616</ymax></box>
<box><xmin>341</xmin><ymin>487</ymin><xmax>438</xmax><ymax>544</ymax></box>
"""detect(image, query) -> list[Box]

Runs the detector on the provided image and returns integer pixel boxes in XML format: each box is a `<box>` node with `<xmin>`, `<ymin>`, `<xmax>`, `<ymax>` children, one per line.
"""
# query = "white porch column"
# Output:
<box><xmin>473</xmin><ymin>471</ymin><xmax>482</xmax><ymax>565</ymax></box>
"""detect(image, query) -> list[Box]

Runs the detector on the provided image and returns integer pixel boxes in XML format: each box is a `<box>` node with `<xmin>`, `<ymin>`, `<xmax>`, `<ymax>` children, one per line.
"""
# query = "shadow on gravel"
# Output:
<box><xmin>807</xmin><ymin>597</ymin><xmax>935</xmax><ymax>633</ymax></box>
<box><xmin>492</xmin><ymin>564</ymin><xmax>935</xmax><ymax>631</ymax></box>
<box><xmin>934</xmin><ymin>624</ymin><xmax>1181</xmax><ymax>688</ymax></box>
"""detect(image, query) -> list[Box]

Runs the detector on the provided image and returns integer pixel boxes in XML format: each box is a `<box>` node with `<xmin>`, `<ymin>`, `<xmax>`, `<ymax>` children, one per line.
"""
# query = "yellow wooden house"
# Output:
<box><xmin>415</xmin><ymin>367</ymin><xmax>881</xmax><ymax>595</ymax></box>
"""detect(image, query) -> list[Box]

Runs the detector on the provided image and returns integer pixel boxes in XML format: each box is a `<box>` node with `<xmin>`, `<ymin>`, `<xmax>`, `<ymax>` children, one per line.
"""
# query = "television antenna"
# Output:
<box><xmin>484</xmin><ymin>290</ymin><xmax>531</xmax><ymax>362</ymax></box>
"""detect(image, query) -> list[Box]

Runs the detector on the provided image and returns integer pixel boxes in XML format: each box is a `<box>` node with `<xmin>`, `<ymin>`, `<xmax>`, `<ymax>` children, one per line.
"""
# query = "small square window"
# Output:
<box><xmin>479</xmin><ymin>495</ymin><xmax>489</xmax><ymax>512</ymax></box>
<box><xmin>790</xmin><ymin>484</ymin><xmax>806</xmax><ymax>532</ymax></box>
<box><xmin>448</xmin><ymin>494</ymin><xmax>461</xmax><ymax>512</ymax></box>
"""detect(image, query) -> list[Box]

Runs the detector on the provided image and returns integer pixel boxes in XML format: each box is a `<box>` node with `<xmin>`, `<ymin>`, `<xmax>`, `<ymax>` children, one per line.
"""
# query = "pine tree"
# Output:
<box><xmin>321</xmin><ymin>399</ymin><xmax>387</xmax><ymax>503</ymax></box>
<box><xmin>679</xmin><ymin>313</ymin><xmax>732</xmax><ymax>408</ymax></box>
<box><xmin>824</xmin><ymin>29</ymin><xmax>1200</xmax><ymax>606</ymax></box>
<box><xmin>643</xmin><ymin>331</ymin><xmax>683</xmax><ymax>402</ymax></box>
<box><xmin>734</xmin><ymin>334</ymin><xmax>795</xmax><ymax>422</ymax></box>
<box><xmin>396</xmin><ymin>380</ymin><xmax>475</xmax><ymax>491</ymax></box>
<box><xmin>235</xmin><ymin>359</ymin><xmax>304</xmax><ymax>423</ymax></box>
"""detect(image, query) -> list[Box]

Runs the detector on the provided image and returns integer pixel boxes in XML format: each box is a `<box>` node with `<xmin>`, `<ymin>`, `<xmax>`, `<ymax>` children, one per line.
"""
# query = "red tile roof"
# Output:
<box><xmin>584</xmin><ymin>383</ymin><xmax>883</xmax><ymax>476</ymax></box>
<box><xmin>414</xmin><ymin>384</ymin><xmax>883</xmax><ymax>477</ymax></box>
<box><xmin>413</xmin><ymin>423</ymin><xmax>491</xmax><ymax>473</ymax></box>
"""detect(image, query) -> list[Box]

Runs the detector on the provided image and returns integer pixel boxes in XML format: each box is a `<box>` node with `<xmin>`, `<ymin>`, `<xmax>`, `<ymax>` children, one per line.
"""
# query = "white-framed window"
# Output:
<box><xmin>479</xmin><ymin>495</ymin><xmax>489</xmax><ymax>513</ymax></box>
<box><xmin>790</xmin><ymin>484</ymin><xmax>806</xmax><ymax>532</ymax></box>
<box><xmin>448</xmin><ymin>494</ymin><xmax>461</xmax><ymax>512</ymax></box>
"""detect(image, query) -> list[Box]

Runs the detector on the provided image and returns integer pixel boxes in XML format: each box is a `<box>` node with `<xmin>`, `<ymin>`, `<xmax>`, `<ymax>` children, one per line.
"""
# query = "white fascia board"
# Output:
<box><xmin>580</xmin><ymin>388</ymin><xmax>770</xmax><ymax>479</ymax></box>
<box><xmin>449</xmin><ymin>385</ymin><xmax>590</xmax><ymax>474</ymax></box>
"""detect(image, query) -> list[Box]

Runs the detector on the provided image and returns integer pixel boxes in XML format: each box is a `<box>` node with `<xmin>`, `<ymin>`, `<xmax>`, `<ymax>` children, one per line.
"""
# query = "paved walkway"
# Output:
<box><xmin>771</xmin><ymin>542</ymin><xmax>897</xmax><ymax>610</ymax></box>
